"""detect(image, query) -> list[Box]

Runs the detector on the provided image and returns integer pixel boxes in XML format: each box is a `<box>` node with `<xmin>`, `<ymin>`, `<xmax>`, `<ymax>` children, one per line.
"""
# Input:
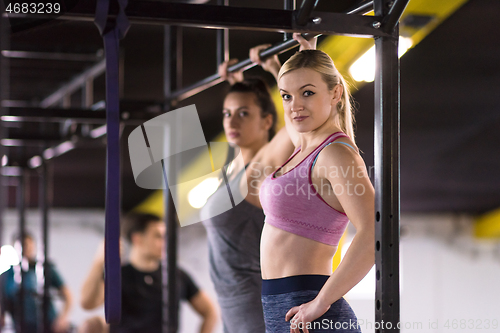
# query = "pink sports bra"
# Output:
<box><xmin>259</xmin><ymin>131</ymin><xmax>356</xmax><ymax>246</ymax></box>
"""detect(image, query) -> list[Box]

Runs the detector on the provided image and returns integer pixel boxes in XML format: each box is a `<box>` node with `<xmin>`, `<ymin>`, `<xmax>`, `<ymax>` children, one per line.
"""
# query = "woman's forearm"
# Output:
<box><xmin>316</xmin><ymin>229</ymin><xmax>375</xmax><ymax>307</ymax></box>
<box><xmin>199</xmin><ymin>309</ymin><xmax>218</xmax><ymax>333</ymax></box>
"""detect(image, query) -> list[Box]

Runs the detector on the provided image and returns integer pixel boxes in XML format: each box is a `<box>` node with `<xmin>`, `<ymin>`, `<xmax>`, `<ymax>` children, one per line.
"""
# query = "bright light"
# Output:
<box><xmin>91</xmin><ymin>100</ymin><xmax>106</xmax><ymax>111</ymax></box>
<box><xmin>349</xmin><ymin>36</ymin><xmax>413</xmax><ymax>82</ymax></box>
<box><xmin>349</xmin><ymin>46</ymin><xmax>376</xmax><ymax>82</ymax></box>
<box><xmin>43</xmin><ymin>148</ymin><xmax>55</xmax><ymax>160</ymax></box>
<box><xmin>55</xmin><ymin>141</ymin><xmax>75</xmax><ymax>155</ymax></box>
<box><xmin>398</xmin><ymin>36</ymin><xmax>413</xmax><ymax>57</ymax></box>
<box><xmin>1</xmin><ymin>155</ymin><xmax>7</xmax><ymax>166</ymax></box>
<box><xmin>90</xmin><ymin>125</ymin><xmax>107</xmax><ymax>138</ymax></box>
<box><xmin>188</xmin><ymin>177</ymin><xmax>220</xmax><ymax>209</ymax></box>
<box><xmin>341</xmin><ymin>240</ymin><xmax>375</xmax><ymax>299</ymax></box>
<box><xmin>0</xmin><ymin>245</ymin><xmax>20</xmax><ymax>275</ymax></box>
<box><xmin>29</xmin><ymin>155</ymin><xmax>43</xmax><ymax>168</ymax></box>
<box><xmin>0</xmin><ymin>116</ymin><xmax>23</xmax><ymax>122</ymax></box>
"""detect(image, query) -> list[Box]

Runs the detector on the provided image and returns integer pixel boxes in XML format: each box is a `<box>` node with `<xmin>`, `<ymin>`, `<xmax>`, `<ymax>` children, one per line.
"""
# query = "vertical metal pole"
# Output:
<box><xmin>39</xmin><ymin>160</ymin><xmax>51</xmax><ymax>333</ymax></box>
<box><xmin>295</xmin><ymin>0</ymin><xmax>320</xmax><ymax>26</ymax></box>
<box><xmin>373</xmin><ymin>0</ymin><xmax>401</xmax><ymax>332</ymax></box>
<box><xmin>62</xmin><ymin>94</ymin><xmax>71</xmax><ymax>108</ymax></box>
<box><xmin>83</xmin><ymin>78</ymin><xmax>94</xmax><ymax>108</ymax></box>
<box><xmin>16</xmin><ymin>168</ymin><xmax>28</xmax><ymax>333</ymax></box>
<box><xmin>163</xmin><ymin>25</ymin><xmax>180</xmax><ymax>333</ymax></box>
<box><xmin>175</xmin><ymin>27</ymin><xmax>183</xmax><ymax>90</ymax></box>
<box><xmin>216</xmin><ymin>0</ymin><xmax>229</xmax><ymax>67</ymax></box>
<box><xmin>284</xmin><ymin>0</ymin><xmax>295</xmax><ymax>41</ymax></box>
<box><xmin>0</xmin><ymin>0</ymin><xmax>10</xmax><ymax>271</ymax></box>
<box><xmin>119</xmin><ymin>50</ymin><xmax>125</xmax><ymax>99</ymax></box>
<box><xmin>0</xmin><ymin>0</ymin><xmax>10</xmax><ymax>235</ymax></box>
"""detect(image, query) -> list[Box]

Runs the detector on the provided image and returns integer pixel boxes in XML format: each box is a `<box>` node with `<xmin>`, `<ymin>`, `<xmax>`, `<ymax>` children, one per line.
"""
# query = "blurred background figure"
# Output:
<box><xmin>79</xmin><ymin>212</ymin><xmax>218</xmax><ymax>333</ymax></box>
<box><xmin>0</xmin><ymin>232</ymin><xmax>73</xmax><ymax>333</ymax></box>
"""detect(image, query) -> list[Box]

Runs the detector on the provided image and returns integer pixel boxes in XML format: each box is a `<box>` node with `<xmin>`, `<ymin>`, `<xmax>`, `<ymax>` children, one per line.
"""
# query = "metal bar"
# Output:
<box><xmin>1</xmin><ymin>100</ymin><xmax>33</xmax><ymax>107</ymax></box>
<box><xmin>1</xmin><ymin>50</ymin><xmax>101</xmax><ymax>62</ymax></box>
<box><xmin>2</xmin><ymin>133</ymin><xmax>65</xmax><ymax>141</ymax></box>
<box><xmin>373</xmin><ymin>0</ymin><xmax>400</xmax><ymax>331</ymax></box>
<box><xmin>40</xmin><ymin>58</ymin><xmax>106</xmax><ymax>108</ymax></box>
<box><xmin>1</xmin><ymin>139</ymin><xmax>63</xmax><ymax>147</ymax></box>
<box><xmin>19</xmin><ymin>1</ymin><xmax>385</xmax><ymax>36</ymax></box>
<box><xmin>119</xmin><ymin>50</ymin><xmax>125</xmax><ymax>99</ymax></box>
<box><xmin>346</xmin><ymin>0</ymin><xmax>373</xmax><ymax>15</ymax></box>
<box><xmin>176</xmin><ymin>27</ymin><xmax>183</xmax><ymax>90</ymax></box>
<box><xmin>170</xmin><ymin>36</ymin><xmax>303</xmax><ymax>101</ymax></box>
<box><xmin>169</xmin><ymin>2</ymin><xmax>377</xmax><ymax>102</ymax></box>
<box><xmin>381</xmin><ymin>0</ymin><xmax>410</xmax><ymax>33</ymax></box>
<box><xmin>2</xmin><ymin>106</ymin><xmax>153</xmax><ymax>124</ymax></box>
<box><xmin>82</xmin><ymin>78</ymin><xmax>94</xmax><ymax>138</ymax></box>
<box><xmin>296</xmin><ymin>0</ymin><xmax>320</xmax><ymax>26</ymax></box>
<box><xmin>163</xmin><ymin>25</ymin><xmax>179</xmax><ymax>333</ymax></box>
<box><xmin>0</xmin><ymin>2</ymin><xmax>10</xmax><ymax>318</ymax></box>
<box><xmin>62</xmin><ymin>94</ymin><xmax>71</xmax><ymax>108</ymax></box>
<box><xmin>284</xmin><ymin>0</ymin><xmax>296</xmax><ymax>40</ymax></box>
<box><xmin>16</xmin><ymin>168</ymin><xmax>27</xmax><ymax>333</ymax></box>
<box><xmin>1</xmin><ymin>166</ymin><xmax>21</xmax><ymax>177</ymax></box>
<box><xmin>84</xmin><ymin>78</ymin><xmax>94</xmax><ymax>108</ymax></box>
<box><xmin>216</xmin><ymin>0</ymin><xmax>229</xmax><ymax>66</ymax></box>
<box><xmin>38</xmin><ymin>160</ymin><xmax>51</xmax><ymax>333</ymax></box>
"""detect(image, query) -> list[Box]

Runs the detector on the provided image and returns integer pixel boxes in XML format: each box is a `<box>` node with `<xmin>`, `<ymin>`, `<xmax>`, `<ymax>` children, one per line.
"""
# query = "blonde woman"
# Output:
<box><xmin>245</xmin><ymin>47</ymin><xmax>374</xmax><ymax>332</ymax></box>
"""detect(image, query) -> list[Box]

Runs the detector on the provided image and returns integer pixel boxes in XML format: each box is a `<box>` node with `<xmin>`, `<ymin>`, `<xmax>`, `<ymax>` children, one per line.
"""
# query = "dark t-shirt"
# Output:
<box><xmin>113</xmin><ymin>264</ymin><xmax>200</xmax><ymax>333</ymax></box>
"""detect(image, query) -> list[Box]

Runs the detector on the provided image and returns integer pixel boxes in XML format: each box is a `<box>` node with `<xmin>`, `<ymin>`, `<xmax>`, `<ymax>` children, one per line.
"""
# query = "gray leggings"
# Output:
<box><xmin>217</xmin><ymin>291</ymin><xmax>266</xmax><ymax>333</ymax></box>
<box><xmin>261</xmin><ymin>275</ymin><xmax>361</xmax><ymax>332</ymax></box>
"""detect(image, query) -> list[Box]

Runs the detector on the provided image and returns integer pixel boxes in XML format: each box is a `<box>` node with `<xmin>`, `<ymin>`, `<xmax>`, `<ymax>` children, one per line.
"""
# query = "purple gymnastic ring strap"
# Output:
<box><xmin>94</xmin><ymin>0</ymin><xmax>130</xmax><ymax>325</ymax></box>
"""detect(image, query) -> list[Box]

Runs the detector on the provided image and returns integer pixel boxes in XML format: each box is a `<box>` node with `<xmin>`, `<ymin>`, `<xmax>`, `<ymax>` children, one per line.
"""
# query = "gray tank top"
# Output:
<box><xmin>200</xmin><ymin>164</ymin><xmax>264</xmax><ymax>298</ymax></box>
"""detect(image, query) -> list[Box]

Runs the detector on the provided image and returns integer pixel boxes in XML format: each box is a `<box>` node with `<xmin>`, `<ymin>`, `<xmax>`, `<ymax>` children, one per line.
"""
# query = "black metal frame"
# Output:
<box><xmin>162</xmin><ymin>25</ymin><xmax>181</xmax><ymax>333</ymax></box>
<box><xmin>50</xmin><ymin>1</ymin><xmax>386</xmax><ymax>36</ymax></box>
<box><xmin>373</xmin><ymin>0</ymin><xmax>406</xmax><ymax>331</ymax></box>
<box><xmin>216</xmin><ymin>0</ymin><xmax>229</xmax><ymax>67</ymax></box>
<box><xmin>295</xmin><ymin>0</ymin><xmax>320</xmax><ymax>26</ymax></box>
<box><xmin>16</xmin><ymin>168</ymin><xmax>27</xmax><ymax>333</ymax></box>
<box><xmin>38</xmin><ymin>160</ymin><xmax>51</xmax><ymax>333</ymax></box>
<box><xmin>283</xmin><ymin>0</ymin><xmax>296</xmax><ymax>41</ymax></box>
<box><xmin>1</xmin><ymin>0</ymin><xmax>409</xmax><ymax>331</ymax></box>
<box><xmin>0</xmin><ymin>2</ymin><xmax>9</xmax><ymax>292</ymax></box>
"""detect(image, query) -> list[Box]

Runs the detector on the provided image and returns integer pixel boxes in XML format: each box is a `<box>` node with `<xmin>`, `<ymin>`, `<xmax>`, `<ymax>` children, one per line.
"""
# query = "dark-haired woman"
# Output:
<box><xmin>200</xmin><ymin>36</ymin><xmax>316</xmax><ymax>333</ymax></box>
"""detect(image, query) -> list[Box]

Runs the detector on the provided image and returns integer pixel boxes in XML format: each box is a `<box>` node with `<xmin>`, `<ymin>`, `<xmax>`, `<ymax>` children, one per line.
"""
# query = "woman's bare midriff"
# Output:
<box><xmin>260</xmin><ymin>223</ymin><xmax>338</xmax><ymax>279</ymax></box>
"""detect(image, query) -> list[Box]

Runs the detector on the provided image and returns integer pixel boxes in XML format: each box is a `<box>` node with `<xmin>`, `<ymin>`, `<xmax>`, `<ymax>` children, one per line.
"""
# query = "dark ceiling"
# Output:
<box><xmin>1</xmin><ymin>0</ymin><xmax>499</xmax><ymax>215</ymax></box>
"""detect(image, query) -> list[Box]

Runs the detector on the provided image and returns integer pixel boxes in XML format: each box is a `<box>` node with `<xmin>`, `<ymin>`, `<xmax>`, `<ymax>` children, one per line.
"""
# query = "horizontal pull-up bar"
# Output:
<box><xmin>1</xmin><ymin>106</ymin><xmax>154</xmax><ymax>125</ymax></box>
<box><xmin>170</xmin><ymin>34</ymin><xmax>315</xmax><ymax>101</ymax></box>
<box><xmin>170</xmin><ymin>1</ymin><xmax>375</xmax><ymax>102</ymax></box>
<box><xmin>7</xmin><ymin>1</ymin><xmax>381</xmax><ymax>36</ymax></box>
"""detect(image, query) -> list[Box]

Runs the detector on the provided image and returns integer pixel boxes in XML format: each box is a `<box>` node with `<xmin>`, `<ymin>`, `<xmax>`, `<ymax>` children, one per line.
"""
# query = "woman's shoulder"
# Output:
<box><xmin>315</xmin><ymin>135</ymin><xmax>363</xmax><ymax>170</ymax></box>
<box><xmin>328</xmin><ymin>134</ymin><xmax>360</xmax><ymax>155</ymax></box>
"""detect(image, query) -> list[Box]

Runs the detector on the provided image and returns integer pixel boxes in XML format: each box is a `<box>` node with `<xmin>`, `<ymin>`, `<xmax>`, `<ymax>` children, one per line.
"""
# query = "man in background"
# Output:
<box><xmin>1</xmin><ymin>232</ymin><xmax>73</xmax><ymax>333</ymax></box>
<box><xmin>80</xmin><ymin>212</ymin><xmax>218</xmax><ymax>333</ymax></box>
